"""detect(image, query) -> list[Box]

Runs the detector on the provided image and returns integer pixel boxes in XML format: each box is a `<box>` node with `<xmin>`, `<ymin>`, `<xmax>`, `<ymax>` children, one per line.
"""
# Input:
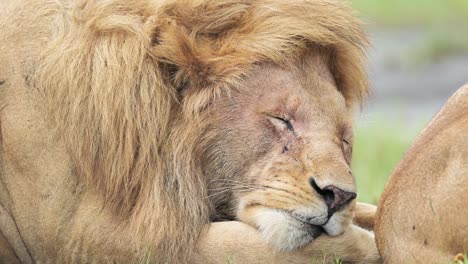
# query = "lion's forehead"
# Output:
<box><xmin>229</xmin><ymin>63</ymin><xmax>348</xmax><ymax>123</ymax></box>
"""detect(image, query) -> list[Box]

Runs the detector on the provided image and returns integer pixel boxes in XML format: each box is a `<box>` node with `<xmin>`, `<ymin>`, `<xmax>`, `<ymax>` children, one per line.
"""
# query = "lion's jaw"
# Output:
<box><xmin>202</xmin><ymin>54</ymin><xmax>357</xmax><ymax>251</ymax></box>
<box><xmin>236</xmin><ymin>202</ymin><xmax>354</xmax><ymax>251</ymax></box>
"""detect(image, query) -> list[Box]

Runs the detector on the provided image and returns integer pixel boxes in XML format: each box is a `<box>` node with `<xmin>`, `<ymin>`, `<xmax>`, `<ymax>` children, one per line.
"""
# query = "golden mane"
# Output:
<box><xmin>38</xmin><ymin>0</ymin><xmax>367</xmax><ymax>261</ymax></box>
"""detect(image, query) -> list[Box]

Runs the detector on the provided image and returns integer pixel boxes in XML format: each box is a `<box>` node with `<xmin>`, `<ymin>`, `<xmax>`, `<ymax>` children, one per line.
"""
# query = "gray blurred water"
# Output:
<box><xmin>360</xmin><ymin>29</ymin><xmax>468</xmax><ymax>127</ymax></box>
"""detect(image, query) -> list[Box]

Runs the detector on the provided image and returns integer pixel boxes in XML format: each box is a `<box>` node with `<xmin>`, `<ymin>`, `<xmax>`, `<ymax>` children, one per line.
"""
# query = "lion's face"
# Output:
<box><xmin>201</xmin><ymin>53</ymin><xmax>357</xmax><ymax>251</ymax></box>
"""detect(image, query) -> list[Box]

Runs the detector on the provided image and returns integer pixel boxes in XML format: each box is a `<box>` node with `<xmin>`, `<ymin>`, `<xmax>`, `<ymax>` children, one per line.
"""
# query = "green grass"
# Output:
<box><xmin>411</xmin><ymin>31</ymin><xmax>468</xmax><ymax>63</ymax></box>
<box><xmin>350</xmin><ymin>0</ymin><xmax>468</xmax><ymax>27</ymax></box>
<box><xmin>332</xmin><ymin>257</ymin><xmax>342</xmax><ymax>264</ymax></box>
<box><xmin>352</xmin><ymin>119</ymin><xmax>422</xmax><ymax>204</ymax></box>
<box><xmin>350</xmin><ymin>0</ymin><xmax>468</xmax><ymax>62</ymax></box>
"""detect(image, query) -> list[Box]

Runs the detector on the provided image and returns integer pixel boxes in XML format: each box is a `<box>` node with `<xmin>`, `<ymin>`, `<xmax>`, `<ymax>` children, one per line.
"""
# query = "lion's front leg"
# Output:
<box><xmin>194</xmin><ymin>221</ymin><xmax>381</xmax><ymax>264</ymax></box>
<box><xmin>193</xmin><ymin>221</ymin><xmax>283</xmax><ymax>264</ymax></box>
<box><xmin>301</xmin><ymin>224</ymin><xmax>381</xmax><ymax>264</ymax></box>
<box><xmin>353</xmin><ymin>202</ymin><xmax>377</xmax><ymax>231</ymax></box>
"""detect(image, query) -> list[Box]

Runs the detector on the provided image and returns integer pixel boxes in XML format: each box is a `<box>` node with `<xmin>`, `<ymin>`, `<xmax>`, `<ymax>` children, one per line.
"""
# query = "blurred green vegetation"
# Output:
<box><xmin>351</xmin><ymin>0</ymin><xmax>468</xmax><ymax>62</ymax></box>
<box><xmin>350</xmin><ymin>0</ymin><xmax>468</xmax><ymax>27</ymax></box>
<box><xmin>352</xmin><ymin>119</ymin><xmax>424</xmax><ymax>204</ymax></box>
<box><xmin>349</xmin><ymin>1</ymin><xmax>468</xmax><ymax>204</ymax></box>
<box><xmin>456</xmin><ymin>254</ymin><xmax>468</xmax><ymax>264</ymax></box>
<box><xmin>412</xmin><ymin>32</ymin><xmax>468</xmax><ymax>63</ymax></box>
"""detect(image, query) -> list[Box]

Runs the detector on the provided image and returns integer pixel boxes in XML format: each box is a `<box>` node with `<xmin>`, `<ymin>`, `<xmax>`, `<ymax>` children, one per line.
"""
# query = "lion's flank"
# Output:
<box><xmin>38</xmin><ymin>0</ymin><xmax>367</xmax><ymax>262</ymax></box>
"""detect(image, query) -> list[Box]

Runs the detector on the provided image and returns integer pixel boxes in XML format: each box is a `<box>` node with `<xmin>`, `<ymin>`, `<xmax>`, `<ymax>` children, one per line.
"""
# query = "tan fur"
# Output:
<box><xmin>0</xmin><ymin>0</ymin><xmax>378</xmax><ymax>263</ymax></box>
<box><xmin>195</xmin><ymin>220</ymin><xmax>379</xmax><ymax>264</ymax></box>
<box><xmin>353</xmin><ymin>202</ymin><xmax>377</xmax><ymax>231</ymax></box>
<box><xmin>375</xmin><ymin>84</ymin><xmax>468</xmax><ymax>263</ymax></box>
<box><xmin>0</xmin><ymin>231</ymin><xmax>19</xmax><ymax>264</ymax></box>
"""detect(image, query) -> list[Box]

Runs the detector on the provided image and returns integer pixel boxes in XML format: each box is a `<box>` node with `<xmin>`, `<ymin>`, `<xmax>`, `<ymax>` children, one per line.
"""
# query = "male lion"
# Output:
<box><xmin>0</xmin><ymin>0</ymin><xmax>380</xmax><ymax>263</ymax></box>
<box><xmin>375</xmin><ymin>84</ymin><xmax>468</xmax><ymax>263</ymax></box>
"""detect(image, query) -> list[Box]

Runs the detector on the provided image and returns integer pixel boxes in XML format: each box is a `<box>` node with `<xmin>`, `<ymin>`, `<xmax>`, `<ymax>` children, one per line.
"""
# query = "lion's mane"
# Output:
<box><xmin>38</xmin><ymin>0</ymin><xmax>367</xmax><ymax>262</ymax></box>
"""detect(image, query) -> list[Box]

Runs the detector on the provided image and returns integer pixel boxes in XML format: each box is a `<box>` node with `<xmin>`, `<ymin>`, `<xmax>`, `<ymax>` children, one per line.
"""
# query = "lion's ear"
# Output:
<box><xmin>143</xmin><ymin>19</ymin><xmax>182</xmax><ymax>93</ymax></box>
<box><xmin>147</xmin><ymin>19</ymin><xmax>202</xmax><ymax>92</ymax></box>
<box><xmin>145</xmin><ymin>0</ymin><xmax>251</xmax><ymax>93</ymax></box>
<box><xmin>150</xmin><ymin>27</ymin><xmax>254</xmax><ymax>114</ymax></box>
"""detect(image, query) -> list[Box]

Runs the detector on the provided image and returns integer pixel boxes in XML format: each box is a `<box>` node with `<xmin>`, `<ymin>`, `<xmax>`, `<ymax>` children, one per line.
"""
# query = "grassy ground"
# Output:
<box><xmin>350</xmin><ymin>0</ymin><xmax>468</xmax><ymax>62</ymax></box>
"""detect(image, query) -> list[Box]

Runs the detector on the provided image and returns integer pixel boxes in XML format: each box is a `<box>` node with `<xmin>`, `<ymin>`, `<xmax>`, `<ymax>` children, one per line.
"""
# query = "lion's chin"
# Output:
<box><xmin>322</xmin><ymin>211</ymin><xmax>350</xmax><ymax>237</ymax></box>
<box><xmin>252</xmin><ymin>208</ymin><xmax>323</xmax><ymax>251</ymax></box>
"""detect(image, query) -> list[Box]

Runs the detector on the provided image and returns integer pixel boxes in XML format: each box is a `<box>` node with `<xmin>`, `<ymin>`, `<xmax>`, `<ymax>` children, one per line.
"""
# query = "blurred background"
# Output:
<box><xmin>350</xmin><ymin>0</ymin><xmax>468</xmax><ymax>204</ymax></box>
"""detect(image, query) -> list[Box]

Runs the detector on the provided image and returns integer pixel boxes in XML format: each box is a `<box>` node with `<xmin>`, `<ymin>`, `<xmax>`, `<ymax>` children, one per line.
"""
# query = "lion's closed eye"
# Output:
<box><xmin>267</xmin><ymin>115</ymin><xmax>295</xmax><ymax>133</ymax></box>
<box><xmin>342</xmin><ymin>134</ymin><xmax>353</xmax><ymax>164</ymax></box>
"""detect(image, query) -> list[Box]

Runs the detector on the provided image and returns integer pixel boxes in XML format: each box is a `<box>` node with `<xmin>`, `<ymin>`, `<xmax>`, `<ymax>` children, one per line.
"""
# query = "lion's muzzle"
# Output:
<box><xmin>309</xmin><ymin>178</ymin><xmax>357</xmax><ymax>217</ymax></box>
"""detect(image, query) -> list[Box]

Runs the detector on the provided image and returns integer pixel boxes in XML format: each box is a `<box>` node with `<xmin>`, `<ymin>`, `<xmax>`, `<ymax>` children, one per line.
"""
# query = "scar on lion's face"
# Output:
<box><xmin>200</xmin><ymin>51</ymin><xmax>357</xmax><ymax>251</ymax></box>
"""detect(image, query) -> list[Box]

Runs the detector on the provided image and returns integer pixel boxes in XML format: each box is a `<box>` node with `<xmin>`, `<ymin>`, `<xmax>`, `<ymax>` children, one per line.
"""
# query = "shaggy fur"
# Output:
<box><xmin>1</xmin><ymin>0</ymin><xmax>368</xmax><ymax>262</ymax></box>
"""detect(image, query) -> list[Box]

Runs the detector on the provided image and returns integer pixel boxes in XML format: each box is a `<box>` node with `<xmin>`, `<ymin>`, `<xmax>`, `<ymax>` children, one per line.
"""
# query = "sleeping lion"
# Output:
<box><xmin>0</xmin><ymin>0</ymin><xmax>380</xmax><ymax>263</ymax></box>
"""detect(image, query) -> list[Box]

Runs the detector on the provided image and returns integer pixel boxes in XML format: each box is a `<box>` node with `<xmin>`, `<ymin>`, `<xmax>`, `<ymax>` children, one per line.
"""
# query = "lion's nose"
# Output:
<box><xmin>309</xmin><ymin>178</ymin><xmax>356</xmax><ymax>215</ymax></box>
